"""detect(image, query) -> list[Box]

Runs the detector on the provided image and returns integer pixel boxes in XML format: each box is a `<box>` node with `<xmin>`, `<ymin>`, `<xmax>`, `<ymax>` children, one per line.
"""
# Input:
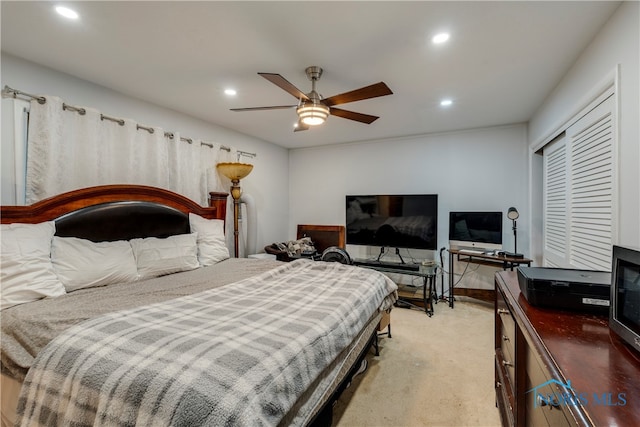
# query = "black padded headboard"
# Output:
<box><xmin>55</xmin><ymin>201</ymin><xmax>190</xmax><ymax>242</ymax></box>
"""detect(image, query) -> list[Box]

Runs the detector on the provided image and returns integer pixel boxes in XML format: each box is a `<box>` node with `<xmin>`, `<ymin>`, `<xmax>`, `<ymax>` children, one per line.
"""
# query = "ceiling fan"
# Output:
<box><xmin>230</xmin><ymin>66</ymin><xmax>393</xmax><ymax>132</ymax></box>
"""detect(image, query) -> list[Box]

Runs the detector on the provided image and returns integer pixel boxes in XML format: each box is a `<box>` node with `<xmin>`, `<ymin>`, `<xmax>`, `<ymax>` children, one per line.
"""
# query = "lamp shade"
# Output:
<box><xmin>507</xmin><ymin>207</ymin><xmax>519</xmax><ymax>220</ymax></box>
<box><xmin>297</xmin><ymin>103</ymin><xmax>330</xmax><ymax>126</ymax></box>
<box><xmin>217</xmin><ymin>162</ymin><xmax>253</xmax><ymax>181</ymax></box>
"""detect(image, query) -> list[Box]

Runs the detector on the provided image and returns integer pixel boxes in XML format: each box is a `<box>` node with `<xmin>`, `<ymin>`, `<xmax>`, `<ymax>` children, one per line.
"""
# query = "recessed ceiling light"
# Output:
<box><xmin>440</xmin><ymin>99</ymin><xmax>453</xmax><ymax>107</ymax></box>
<box><xmin>55</xmin><ymin>6</ymin><xmax>79</xmax><ymax>20</ymax></box>
<box><xmin>224</xmin><ymin>89</ymin><xmax>237</xmax><ymax>96</ymax></box>
<box><xmin>432</xmin><ymin>33</ymin><xmax>450</xmax><ymax>44</ymax></box>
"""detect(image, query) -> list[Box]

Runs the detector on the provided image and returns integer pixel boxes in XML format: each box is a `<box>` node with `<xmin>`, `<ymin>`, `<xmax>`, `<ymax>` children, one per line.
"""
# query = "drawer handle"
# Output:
<box><xmin>502</xmin><ymin>335</ymin><xmax>510</xmax><ymax>342</ymax></box>
<box><xmin>536</xmin><ymin>395</ymin><xmax>561</xmax><ymax>408</ymax></box>
<box><xmin>502</xmin><ymin>360</ymin><xmax>513</xmax><ymax>367</ymax></box>
<box><xmin>497</xmin><ymin>308</ymin><xmax>510</xmax><ymax>315</ymax></box>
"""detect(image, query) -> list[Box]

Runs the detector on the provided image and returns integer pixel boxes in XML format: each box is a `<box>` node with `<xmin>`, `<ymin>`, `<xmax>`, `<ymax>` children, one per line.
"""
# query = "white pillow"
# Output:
<box><xmin>51</xmin><ymin>236</ymin><xmax>139</xmax><ymax>292</ymax></box>
<box><xmin>189</xmin><ymin>213</ymin><xmax>230</xmax><ymax>266</ymax></box>
<box><xmin>130</xmin><ymin>233</ymin><xmax>200</xmax><ymax>280</ymax></box>
<box><xmin>0</xmin><ymin>221</ymin><xmax>66</xmax><ymax>310</ymax></box>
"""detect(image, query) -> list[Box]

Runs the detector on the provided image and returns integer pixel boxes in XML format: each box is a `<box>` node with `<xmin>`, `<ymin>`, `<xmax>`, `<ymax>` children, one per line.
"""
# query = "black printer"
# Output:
<box><xmin>517</xmin><ymin>267</ymin><xmax>611</xmax><ymax>313</ymax></box>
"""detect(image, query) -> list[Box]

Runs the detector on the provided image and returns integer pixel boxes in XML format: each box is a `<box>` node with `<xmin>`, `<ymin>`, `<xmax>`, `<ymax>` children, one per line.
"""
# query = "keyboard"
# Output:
<box><xmin>355</xmin><ymin>260</ymin><xmax>420</xmax><ymax>271</ymax></box>
<box><xmin>458</xmin><ymin>249</ymin><xmax>485</xmax><ymax>255</ymax></box>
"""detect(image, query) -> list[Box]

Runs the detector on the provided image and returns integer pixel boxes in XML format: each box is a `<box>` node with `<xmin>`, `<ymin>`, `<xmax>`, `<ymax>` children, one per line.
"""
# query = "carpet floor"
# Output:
<box><xmin>333</xmin><ymin>298</ymin><xmax>502</xmax><ymax>427</ymax></box>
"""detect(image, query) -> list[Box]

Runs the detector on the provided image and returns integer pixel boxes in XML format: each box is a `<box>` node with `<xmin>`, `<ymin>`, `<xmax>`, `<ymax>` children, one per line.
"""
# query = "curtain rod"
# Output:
<box><xmin>1</xmin><ymin>85</ymin><xmax>263</xmax><ymax>155</ymax></box>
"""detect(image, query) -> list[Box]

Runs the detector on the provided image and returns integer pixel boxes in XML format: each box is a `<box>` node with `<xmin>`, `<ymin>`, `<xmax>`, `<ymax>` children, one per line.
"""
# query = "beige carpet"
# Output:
<box><xmin>333</xmin><ymin>298</ymin><xmax>501</xmax><ymax>427</ymax></box>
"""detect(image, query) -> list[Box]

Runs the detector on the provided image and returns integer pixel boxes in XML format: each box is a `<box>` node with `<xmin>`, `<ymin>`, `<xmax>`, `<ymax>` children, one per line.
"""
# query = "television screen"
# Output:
<box><xmin>610</xmin><ymin>245</ymin><xmax>640</xmax><ymax>354</ymax></box>
<box><xmin>448</xmin><ymin>211</ymin><xmax>503</xmax><ymax>250</ymax></box>
<box><xmin>345</xmin><ymin>194</ymin><xmax>438</xmax><ymax>250</ymax></box>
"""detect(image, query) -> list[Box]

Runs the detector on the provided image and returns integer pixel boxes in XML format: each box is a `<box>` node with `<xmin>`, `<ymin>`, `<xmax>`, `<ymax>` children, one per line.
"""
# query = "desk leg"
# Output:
<box><xmin>422</xmin><ymin>276</ymin><xmax>434</xmax><ymax>317</ymax></box>
<box><xmin>429</xmin><ymin>275</ymin><xmax>435</xmax><ymax>316</ymax></box>
<box><xmin>448</xmin><ymin>251</ymin><xmax>454</xmax><ymax>308</ymax></box>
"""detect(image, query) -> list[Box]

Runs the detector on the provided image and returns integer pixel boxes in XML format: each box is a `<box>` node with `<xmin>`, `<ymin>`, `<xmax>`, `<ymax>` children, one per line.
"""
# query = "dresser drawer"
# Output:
<box><xmin>496</xmin><ymin>290</ymin><xmax>516</xmax><ymax>370</ymax></box>
<box><xmin>500</xmin><ymin>342</ymin><xmax>516</xmax><ymax>390</ymax></box>
<box><xmin>495</xmin><ymin>352</ymin><xmax>515</xmax><ymax>426</ymax></box>
<box><xmin>525</xmin><ymin>346</ymin><xmax>573</xmax><ymax>426</ymax></box>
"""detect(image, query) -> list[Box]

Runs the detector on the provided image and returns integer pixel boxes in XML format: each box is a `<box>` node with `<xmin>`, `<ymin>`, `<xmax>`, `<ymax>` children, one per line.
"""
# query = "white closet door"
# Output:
<box><xmin>542</xmin><ymin>95</ymin><xmax>615</xmax><ymax>270</ymax></box>
<box><xmin>566</xmin><ymin>95</ymin><xmax>614</xmax><ymax>271</ymax></box>
<box><xmin>543</xmin><ymin>134</ymin><xmax>569</xmax><ymax>268</ymax></box>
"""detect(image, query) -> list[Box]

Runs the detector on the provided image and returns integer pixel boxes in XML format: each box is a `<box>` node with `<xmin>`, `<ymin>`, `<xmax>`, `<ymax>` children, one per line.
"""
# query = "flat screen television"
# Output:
<box><xmin>448</xmin><ymin>211</ymin><xmax>503</xmax><ymax>250</ymax></box>
<box><xmin>345</xmin><ymin>194</ymin><xmax>438</xmax><ymax>250</ymax></box>
<box><xmin>610</xmin><ymin>245</ymin><xmax>640</xmax><ymax>355</ymax></box>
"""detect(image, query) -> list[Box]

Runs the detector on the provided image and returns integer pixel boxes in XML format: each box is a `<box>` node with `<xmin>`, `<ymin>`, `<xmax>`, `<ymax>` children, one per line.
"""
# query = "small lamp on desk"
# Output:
<box><xmin>505</xmin><ymin>207</ymin><xmax>524</xmax><ymax>258</ymax></box>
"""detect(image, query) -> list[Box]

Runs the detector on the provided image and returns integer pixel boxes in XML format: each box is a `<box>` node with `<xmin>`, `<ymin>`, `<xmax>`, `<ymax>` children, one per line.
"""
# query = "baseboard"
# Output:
<box><xmin>453</xmin><ymin>288</ymin><xmax>495</xmax><ymax>303</ymax></box>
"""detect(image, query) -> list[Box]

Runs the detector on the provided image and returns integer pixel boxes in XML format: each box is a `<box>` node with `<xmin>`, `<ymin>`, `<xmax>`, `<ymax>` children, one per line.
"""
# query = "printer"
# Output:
<box><xmin>517</xmin><ymin>267</ymin><xmax>611</xmax><ymax>313</ymax></box>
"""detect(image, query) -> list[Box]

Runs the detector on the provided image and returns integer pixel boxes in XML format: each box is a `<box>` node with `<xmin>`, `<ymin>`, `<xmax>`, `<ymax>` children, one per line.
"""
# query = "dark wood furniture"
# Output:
<box><xmin>296</xmin><ymin>224</ymin><xmax>345</xmax><ymax>253</ymax></box>
<box><xmin>265</xmin><ymin>224</ymin><xmax>346</xmax><ymax>261</ymax></box>
<box><xmin>448</xmin><ymin>249</ymin><xmax>532</xmax><ymax>307</ymax></box>
<box><xmin>0</xmin><ymin>185</ymin><xmax>228</xmax><ymax>225</ymax></box>
<box><xmin>495</xmin><ymin>271</ymin><xmax>640</xmax><ymax>426</ymax></box>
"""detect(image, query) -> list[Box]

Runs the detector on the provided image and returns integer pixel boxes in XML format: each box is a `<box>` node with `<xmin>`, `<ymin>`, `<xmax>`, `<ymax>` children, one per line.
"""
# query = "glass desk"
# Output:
<box><xmin>353</xmin><ymin>260</ymin><xmax>438</xmax><ymax>316</ymax></box>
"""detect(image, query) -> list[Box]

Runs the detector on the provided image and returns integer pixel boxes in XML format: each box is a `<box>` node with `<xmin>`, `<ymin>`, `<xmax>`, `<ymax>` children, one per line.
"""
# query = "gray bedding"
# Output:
<box><xmin>1</xmin><ymin>258</ymin><xmax>281</xmax><ymax>382</ymax></box>
<box><xmin>10</xmin><ymin>259</ymin><xmax>397</xmax><ymax>427</ymax></box>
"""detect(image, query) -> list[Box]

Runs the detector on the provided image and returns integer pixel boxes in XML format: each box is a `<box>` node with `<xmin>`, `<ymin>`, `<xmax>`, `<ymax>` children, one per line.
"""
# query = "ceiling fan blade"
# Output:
<box><xmin>293</xmin><ymin>120</ymin><xmax>309</xmax><ymax>132</ymax></box>
<box><xmin>330</xmin><ymin>107</ymin><xmax>379</xmax><ymax>124</ymax></box>
<box><xmin>230</xmin><ymin>105</ymin><xmax>296</xmax><ymax>112</ymax></box>
<box><xmin>322</xmin><ymin>82</ymin><xmax>393</xmax><ymax>107</ymax></box>
<box><xmin>259</xmin><ymin>73</ymin><xmax>310</xmax><ymax>101</ymax></box>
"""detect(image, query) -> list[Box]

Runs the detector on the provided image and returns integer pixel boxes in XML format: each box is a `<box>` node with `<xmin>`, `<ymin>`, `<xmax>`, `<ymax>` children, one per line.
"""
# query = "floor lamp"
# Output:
<box><xmin>216</xmin><ymin>162</ymin><xmax>253</xmax><ymax>258</ymax></box>
<box><xmin>506</xmin><ymin>207</ymin><xmax>523</xmax><ymax>258</ymax></box>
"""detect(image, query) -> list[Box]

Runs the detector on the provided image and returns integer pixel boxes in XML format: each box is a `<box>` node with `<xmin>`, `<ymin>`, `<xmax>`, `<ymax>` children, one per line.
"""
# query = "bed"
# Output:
<box><xmin>0</xmin><ymin>185</ymin><xmax>397</xmax><ymax>427</ymax></box>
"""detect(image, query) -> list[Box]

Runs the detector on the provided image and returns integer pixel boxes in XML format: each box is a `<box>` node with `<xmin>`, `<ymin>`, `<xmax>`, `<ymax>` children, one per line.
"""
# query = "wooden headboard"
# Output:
<box><xmin>296</xmin><ymin>224</ymin><xmax>346</xmax><ymax>253</ymax></box>
<box><xmin>1</xmin><ymin>185</ymin><xmax>228</xmax><ymax>242</ymax></box>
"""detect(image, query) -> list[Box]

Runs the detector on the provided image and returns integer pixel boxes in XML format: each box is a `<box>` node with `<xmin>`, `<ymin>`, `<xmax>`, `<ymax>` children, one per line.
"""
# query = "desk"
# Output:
<box><xmin>353</xmin><ymin>260</ymin><xmax>437</xmax><ymax>316</ymax></box>
<box><xmin>447</xmin><ymin>249</ymin><xmax>532</xmax><ymax>308</ymax></box>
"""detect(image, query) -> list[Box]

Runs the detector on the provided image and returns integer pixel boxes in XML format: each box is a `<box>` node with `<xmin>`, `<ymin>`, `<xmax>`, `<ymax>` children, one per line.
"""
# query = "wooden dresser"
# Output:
<box><xmin>494</xmin><ymin>271</ymin><xmax>640</xmax><ymax>426</ymax></box>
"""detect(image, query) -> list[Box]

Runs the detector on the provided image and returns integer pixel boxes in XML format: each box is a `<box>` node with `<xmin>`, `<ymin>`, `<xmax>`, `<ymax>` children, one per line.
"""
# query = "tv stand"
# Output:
<box><xmin>375</xmin><ymin>247</ymin><xmax>407</xmax><ymax>264</ymax></box>
<box><xmin>353</xmin><ymin>259</ymin><xmax>436</xmax><ymax>316</ymax></box>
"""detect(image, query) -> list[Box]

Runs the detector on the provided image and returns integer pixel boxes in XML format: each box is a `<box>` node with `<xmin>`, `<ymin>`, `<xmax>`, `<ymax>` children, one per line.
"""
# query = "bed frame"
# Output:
<box><xmin>1</xmin><ymin>185</ymin><xmax>378</xmax><ymax>427</ymax></box>
<box><xmin>1</xmin><ymin>185</ymin><xmax>229</xmax><ymax>240</ymax></box>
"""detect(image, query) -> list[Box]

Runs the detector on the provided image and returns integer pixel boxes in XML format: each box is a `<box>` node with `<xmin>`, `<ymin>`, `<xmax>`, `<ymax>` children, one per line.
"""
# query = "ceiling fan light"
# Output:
<box><xmin>297</xmin><ymin>103</ymin><xmax>329</xmax><ymax>126</ymax></box>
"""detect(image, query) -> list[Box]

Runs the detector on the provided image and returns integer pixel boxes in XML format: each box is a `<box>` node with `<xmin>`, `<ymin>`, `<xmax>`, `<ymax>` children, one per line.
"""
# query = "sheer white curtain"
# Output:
<box><xmin>25</xmin><ymin>96</ymin><xmax>228</xmax><ymax>206</ymax></box>
<box><xmin>167</xmin><ymin>133</ymin><xmax>233</xmax><ymax>205</ymax></box>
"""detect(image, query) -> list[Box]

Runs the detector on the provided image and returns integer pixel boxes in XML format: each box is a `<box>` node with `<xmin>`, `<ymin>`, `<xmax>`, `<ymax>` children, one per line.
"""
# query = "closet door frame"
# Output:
<box><xmin>529</xmin><ymin>66</ymin><xmax>620</xmax><ymax>268</ymax></box>
<box><xmin>565</xmin><ymin>95</ymin><xmax>616</xmax><ymax>271</ymax></box>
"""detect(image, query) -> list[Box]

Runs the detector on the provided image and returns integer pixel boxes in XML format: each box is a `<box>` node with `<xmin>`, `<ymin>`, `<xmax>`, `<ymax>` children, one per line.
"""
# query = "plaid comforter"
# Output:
<box><xmin>16</xmin><ymin>259</ymin><xmax>397</xmax><ymax>427</ymax></box>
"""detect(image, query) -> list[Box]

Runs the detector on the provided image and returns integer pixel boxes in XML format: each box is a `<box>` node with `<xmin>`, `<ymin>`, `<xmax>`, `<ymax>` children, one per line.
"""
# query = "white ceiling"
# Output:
<box><xmin>1</xmin><ymin>1</ymin><xmax>620</xmax><ymax>149</ymax></box>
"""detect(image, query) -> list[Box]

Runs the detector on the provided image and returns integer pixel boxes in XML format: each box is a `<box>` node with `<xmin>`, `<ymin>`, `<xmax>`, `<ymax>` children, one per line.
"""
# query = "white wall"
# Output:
<box><xmin>528</xmin><ymin>1</ymin><xmax>640</xmax><ymax>250</ymax></box>
<box><xmin>0</xmin><ymin>53</ymin><xmax>290</xmax><ymax>253</ymax></box>
<box><xmin>289</xmin><ymin>124</ymin><xmax>529</xmax><ymax>287</ymax></box>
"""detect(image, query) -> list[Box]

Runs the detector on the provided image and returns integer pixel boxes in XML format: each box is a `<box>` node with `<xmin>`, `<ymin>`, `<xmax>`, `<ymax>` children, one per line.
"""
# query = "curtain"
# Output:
<box><xmin>25</xmin><ymin>96</ymin><xmax>231</xmax><ymax>206</ymax></box>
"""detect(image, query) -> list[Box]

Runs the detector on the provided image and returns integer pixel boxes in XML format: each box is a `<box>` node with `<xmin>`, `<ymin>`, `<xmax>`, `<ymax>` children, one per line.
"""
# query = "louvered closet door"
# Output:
<box><xmin>543</xmin><ymin>135</ymin><xmax>568</xmax><ymax>268</ymax></box>
<box><xmin>543</xmin><ymin>94</ymin><xmax>615</xmax><ymax>270</ymax></box>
